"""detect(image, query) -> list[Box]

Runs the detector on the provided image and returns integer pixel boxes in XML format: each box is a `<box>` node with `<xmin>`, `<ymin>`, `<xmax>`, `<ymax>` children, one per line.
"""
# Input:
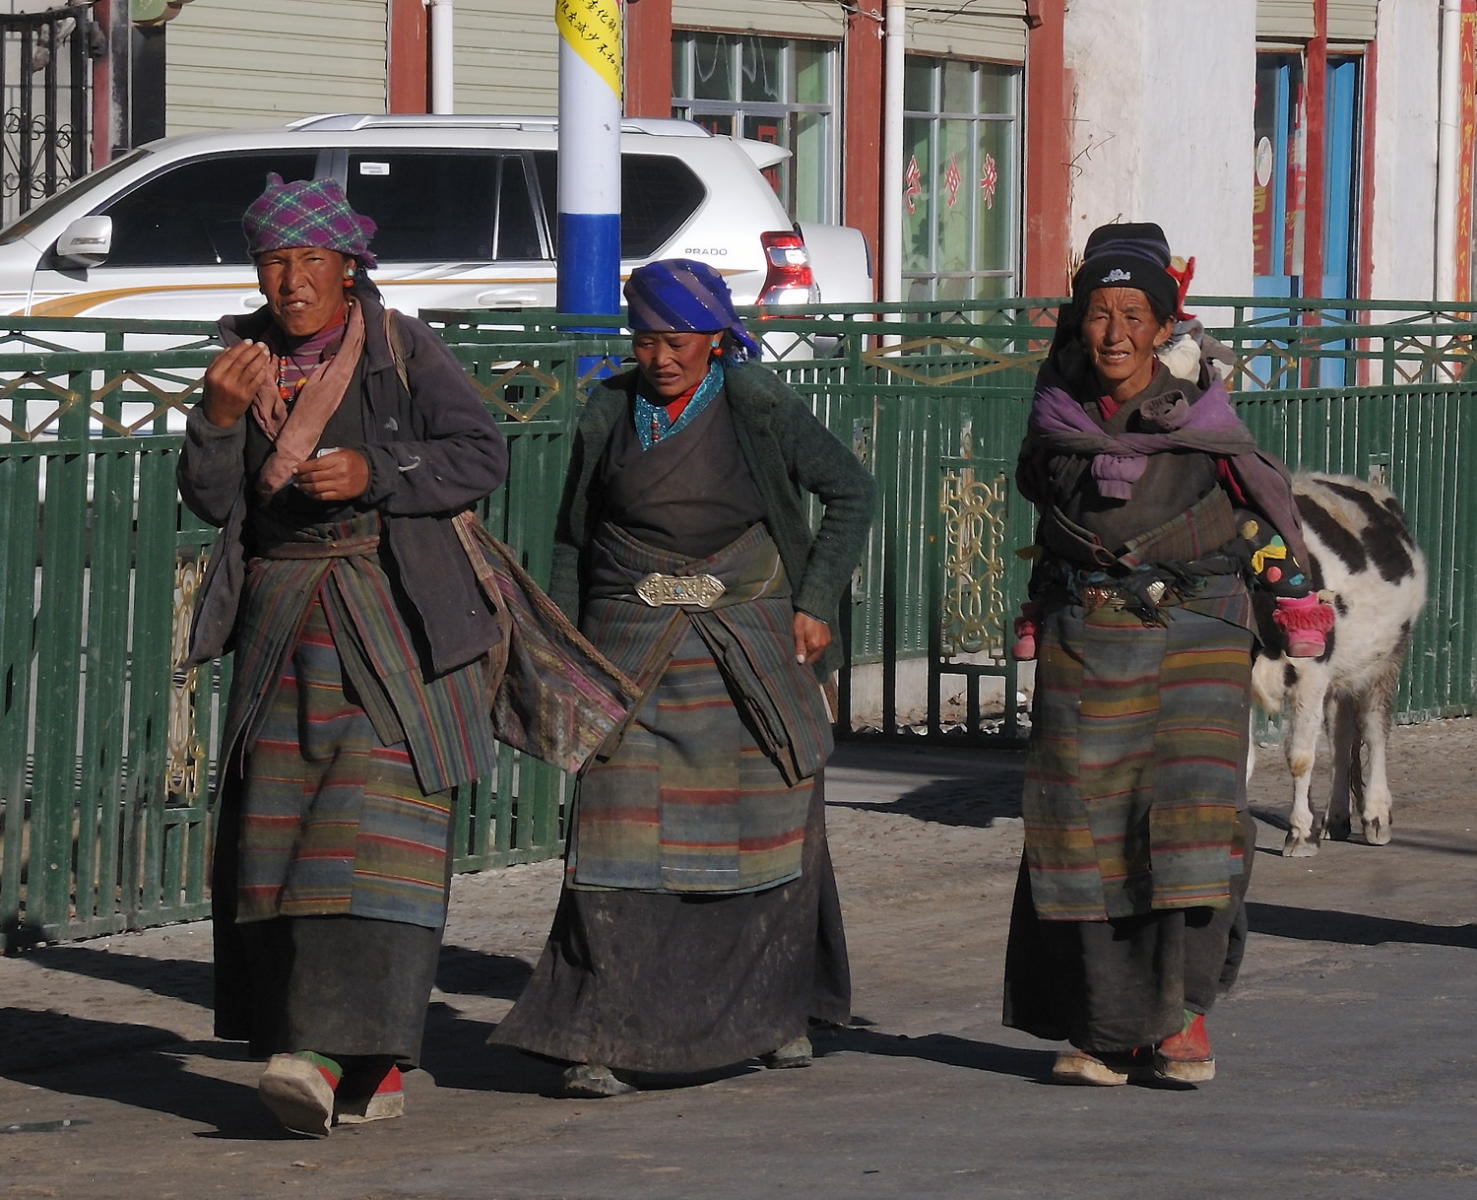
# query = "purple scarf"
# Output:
<box><xmin>1022</xmin><ymin>362</ymin><xmax>1312</xmax><ymax>569</ymax></box>
<box><xmin>1027</xmin><ymin>363</ymin><xmax>1257</xmax><ymax>499</ymax></box>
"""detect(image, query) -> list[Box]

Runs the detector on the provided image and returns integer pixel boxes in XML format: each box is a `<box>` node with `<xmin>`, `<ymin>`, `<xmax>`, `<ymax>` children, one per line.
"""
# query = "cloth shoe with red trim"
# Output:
<box><xmin>258</xmin><ymin>1051</ymin><xmax>341</xmax><ymax>1136</ymax></box>
<box><xmin>1153</xmin><ymin>1011</ymin><xmax>1216</xmax><ymax>1083</ymax></box>
<box><xmin>1050</xmin><ymin>1048</ymin><xmax>1134</xmax><ymax>1086</ymax></box>
<box><xmin>333</xmin><ymin>1063</ymin><xmax>405</xmax><ymax>1125</ymax></box>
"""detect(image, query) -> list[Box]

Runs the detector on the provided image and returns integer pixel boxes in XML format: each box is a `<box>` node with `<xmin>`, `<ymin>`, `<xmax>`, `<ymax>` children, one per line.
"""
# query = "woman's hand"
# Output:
<box><xmin>293</xmin><ymin>449</ymin><xmax>370</xmax><ymax>502</ymax></box>
<box><xmin>793</xmin><ymin>612</ymin><xmax>831</xmax><ymax>666</ymax></box>
<box><xmin>203</xmin><ymin>340</ymin><xmax>273</xmax><ymax>427</ymax></box>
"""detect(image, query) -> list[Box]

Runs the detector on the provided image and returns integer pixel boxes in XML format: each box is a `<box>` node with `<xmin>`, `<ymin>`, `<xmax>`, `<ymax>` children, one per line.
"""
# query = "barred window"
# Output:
<box><xmin>901</xmin><ymin>56</ymin><xmax>1021</xmax><ymax>302</ymax></box>
<box><xmin>671</xmin><ymin>31</ymin><xmax>839</xmax><ymax>225</ymax></box>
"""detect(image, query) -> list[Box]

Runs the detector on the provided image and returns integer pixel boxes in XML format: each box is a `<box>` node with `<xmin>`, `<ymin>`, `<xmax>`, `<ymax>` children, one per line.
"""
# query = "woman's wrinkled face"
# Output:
<box><xmin>632</xmin><ymin>330</ymin><xmax>720</xmax><ymax>401</ymax></box>
<box><xmin>256</xmin><ymin>246</ymin><xmax>353</xmax><ymax>339</ymax></box>
<box><xmin>1079</xmin><ymin>287</ymin><xmax>1175</xmax><ymax>401</ymax></box>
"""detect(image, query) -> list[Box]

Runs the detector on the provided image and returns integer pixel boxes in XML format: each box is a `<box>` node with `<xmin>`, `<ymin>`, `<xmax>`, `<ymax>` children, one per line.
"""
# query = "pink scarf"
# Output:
<box><xmin>252</xmin><ymin>300</ymin><xmax>367</xmax><ymax>497</ymax></box>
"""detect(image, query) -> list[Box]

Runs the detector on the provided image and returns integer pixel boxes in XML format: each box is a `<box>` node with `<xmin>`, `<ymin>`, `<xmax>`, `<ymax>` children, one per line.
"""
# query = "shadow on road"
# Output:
<box><xmin>415</xmin><ymin>1016</ymin><xmax>1052</xmax><ymax>1096</ymax></box>
<box><xmin>0</xmin><ymin>1010</ymin><xmax>286</xmax><ymax>1138</ymax></box>
<box><xmin>1247</xmin><ymin>901</ymin><xmax>1477</xmax><ymax>949</ymax></box>
<box><xmin>825</xmin><ymin>1024</ymin><xmax>1044</xmax><ymax>1081</ymax></box>
<box><xmin>8</xmin><ymin>944</ymin><xmax>213</xmax><ymax>1009</ymax></box>
<box><xmin>829</xmin><ymin>775</ymin><xmax>1023</xmax><ymax>829</ymax></box>
<box><xmin>435</xmin><ymin>944</ymin><xmax>533</xmax><ymax>999</ymax></box>
<box><xmin>419</xmin><ymin>1004</ymin><xmax>567</xmax><ymax>1096</ymax></box>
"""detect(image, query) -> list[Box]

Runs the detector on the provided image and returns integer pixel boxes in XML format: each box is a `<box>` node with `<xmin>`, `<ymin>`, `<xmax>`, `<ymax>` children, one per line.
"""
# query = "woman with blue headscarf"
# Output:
<box><xmin>491</xmin><ymin>259</ymin><xmax>875</xmax><ymax>1096</ymax></box>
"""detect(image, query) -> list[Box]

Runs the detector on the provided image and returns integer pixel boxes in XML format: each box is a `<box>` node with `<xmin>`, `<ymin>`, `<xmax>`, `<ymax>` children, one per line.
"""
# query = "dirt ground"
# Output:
<box><xmin>3</xmin><ymin>717</ymin><xmax>1476</xmax><ymax>1200</ymax></box>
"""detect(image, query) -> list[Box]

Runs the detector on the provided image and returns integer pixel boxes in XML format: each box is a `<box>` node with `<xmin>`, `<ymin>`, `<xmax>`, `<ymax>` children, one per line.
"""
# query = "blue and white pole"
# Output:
<box><xmin>556</xmin><ymin>0</ymin><xmax>623</xmax><ymax>321</ymax></box>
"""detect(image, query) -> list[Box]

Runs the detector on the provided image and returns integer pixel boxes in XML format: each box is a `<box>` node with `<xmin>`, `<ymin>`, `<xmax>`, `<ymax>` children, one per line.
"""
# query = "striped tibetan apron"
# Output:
<box><xmin>567</xmin><ymin>520</ymin><xmax>833</xmax><ymax>895</ymax></box>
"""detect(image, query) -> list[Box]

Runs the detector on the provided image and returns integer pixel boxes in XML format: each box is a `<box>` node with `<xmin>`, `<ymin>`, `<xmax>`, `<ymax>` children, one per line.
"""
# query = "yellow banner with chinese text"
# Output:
<box><xmin>556</xmin><ymin>0</ymin><xmax>623</xmax><ymax>98</ymax></box>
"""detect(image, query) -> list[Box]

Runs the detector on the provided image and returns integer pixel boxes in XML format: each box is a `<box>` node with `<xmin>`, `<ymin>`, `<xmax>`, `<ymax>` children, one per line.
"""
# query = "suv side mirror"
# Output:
<box><xmin>54</xmin><ymin>216</ymin><xmax>114</xmax><ymax>268</ymax></box>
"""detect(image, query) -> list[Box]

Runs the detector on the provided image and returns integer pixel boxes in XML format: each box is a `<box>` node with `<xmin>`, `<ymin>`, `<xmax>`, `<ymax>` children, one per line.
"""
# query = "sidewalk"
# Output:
<box><xmin>3</xmin><ymin>721</ymin><xmax>1476</xmax><ymax>1200</ymax></box>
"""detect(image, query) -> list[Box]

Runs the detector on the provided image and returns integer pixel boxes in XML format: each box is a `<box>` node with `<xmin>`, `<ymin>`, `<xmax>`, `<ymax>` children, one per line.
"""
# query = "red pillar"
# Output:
<box><xmin>1453</xmin><ymin>2</ymin><xmax>1477</xmax><ymax>305</ymax></box>
<box><xmin>842</xmin><ymin>0</ymin><xmax>883</xmax><ymax>287</ymax></box>
<box><xmin>387</xmin><ymin>0</ymin><xmax>429</xmax><ymax>113</ymax></box>
<box><xmin>1302</xmin><ymin>0</ymin><xmax>1329</xmax><ymax>299</ymax></box>
<box><xmin>1023</xmin><ymin>0</ymin><xmax>1071</xmax><ymax>297</ymax></box>
<box><xmin>91</xmin><ymin>0</ymin><xmax>114</xmax><ymax>167</ymax></box>
<box><xmin>625</xmin><ymin>0</ymin><xmax>673</xmax><ymax>117</ymax></box>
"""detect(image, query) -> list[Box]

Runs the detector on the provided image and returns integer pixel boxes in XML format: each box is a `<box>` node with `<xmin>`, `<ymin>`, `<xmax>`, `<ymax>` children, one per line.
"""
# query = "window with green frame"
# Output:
<box><xmin>671</xmin><ymin>31</ymin><xmax>838</xmax><ymax>224</ymax></box>
<box><xmin>902</xmin><ymin>56</ymin><xmax>1020</xmax><ymax>301</ymax></box>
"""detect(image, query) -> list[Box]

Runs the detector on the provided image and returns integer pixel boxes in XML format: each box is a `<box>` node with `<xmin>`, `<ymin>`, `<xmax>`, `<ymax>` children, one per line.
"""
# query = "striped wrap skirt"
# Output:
<box><xmin>1003</xmin><ymin>597</ymin><xmax>1257</xmax><ymax>1053</ymax></box>
<box><xmin>211</xmin><ymin>514</ymin><xmax>494</xmax><ymax>1062</ymax></box>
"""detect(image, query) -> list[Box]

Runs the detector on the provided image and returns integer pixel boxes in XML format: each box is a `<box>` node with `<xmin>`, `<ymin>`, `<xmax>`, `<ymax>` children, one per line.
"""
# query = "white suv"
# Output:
<box><xmin>0</xmin><ymin>114</ymin><xmax>870</xmax><ymax>331</ymax></box>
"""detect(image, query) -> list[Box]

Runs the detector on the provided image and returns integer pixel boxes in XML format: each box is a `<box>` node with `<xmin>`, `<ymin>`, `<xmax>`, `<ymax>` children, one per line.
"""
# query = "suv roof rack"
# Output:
<box><xmin>286</xmin><ymin>113</ymin><xmax>710</xmax><ymax>138</ymax></box>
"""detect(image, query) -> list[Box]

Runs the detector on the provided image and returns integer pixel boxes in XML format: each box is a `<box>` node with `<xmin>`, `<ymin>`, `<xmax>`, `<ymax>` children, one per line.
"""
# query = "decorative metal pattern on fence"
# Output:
<box><xmin>0</xmin><ymin>6</ymin><xmax>93</xmax><ymax>227</ymax></box>
<box><xmin>1</xmin><ymin>298</ymin><xmax>1473</xmax><ymax>947</ymax></box>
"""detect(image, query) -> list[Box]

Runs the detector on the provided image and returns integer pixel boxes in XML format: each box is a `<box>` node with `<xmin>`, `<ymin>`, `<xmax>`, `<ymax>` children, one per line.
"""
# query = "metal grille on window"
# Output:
<box><xmin>901</xmin><ymin>55</ymin><xmax>1021</xmax><ymax>304</ymax></box>
<box><xmin>670</xmin><ymin>31</ymin><xmax>839</xmax><ymax>225</ymax></box>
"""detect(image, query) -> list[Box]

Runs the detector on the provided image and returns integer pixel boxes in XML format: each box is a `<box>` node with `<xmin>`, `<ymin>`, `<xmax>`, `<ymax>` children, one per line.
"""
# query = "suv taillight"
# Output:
<box><xmin>756</xmin><ymin>230</ymin><xmax>819</xmax><ymax>308</ymax></box>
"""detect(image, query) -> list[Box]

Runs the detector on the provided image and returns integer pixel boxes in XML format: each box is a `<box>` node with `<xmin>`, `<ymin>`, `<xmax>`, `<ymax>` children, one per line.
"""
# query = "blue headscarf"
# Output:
<box><xmin>623</xmin><ymin>258</ymin><xmax>761</xmax><ymax>361</ymax></box>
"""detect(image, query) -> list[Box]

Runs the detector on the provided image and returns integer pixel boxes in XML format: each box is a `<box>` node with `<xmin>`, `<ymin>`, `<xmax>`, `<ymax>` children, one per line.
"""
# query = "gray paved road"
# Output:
<box><xmin>3</xmin><ymin>721</ymin><xmax>1475</xmax><ymax>1200</ymax></box>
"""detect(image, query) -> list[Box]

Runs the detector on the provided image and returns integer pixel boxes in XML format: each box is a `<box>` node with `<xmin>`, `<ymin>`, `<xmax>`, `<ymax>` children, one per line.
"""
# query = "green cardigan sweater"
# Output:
<box><xmin>551</xmin><ymin>363</ymin><xmax>876</xmax><ymax>677</ymax></box>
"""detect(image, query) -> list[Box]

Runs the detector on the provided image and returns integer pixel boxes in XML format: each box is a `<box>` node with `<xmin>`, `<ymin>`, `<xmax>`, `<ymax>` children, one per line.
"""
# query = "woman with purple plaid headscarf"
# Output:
<box><xmin>490</xmin><ymin>259</ymin><xmax>876</xmax><ymax>1096</ymax></box>
<box><xmin>176</xmin><ymin>174</ymin><xmax>510</xmax><ymax>1135</ymax></box>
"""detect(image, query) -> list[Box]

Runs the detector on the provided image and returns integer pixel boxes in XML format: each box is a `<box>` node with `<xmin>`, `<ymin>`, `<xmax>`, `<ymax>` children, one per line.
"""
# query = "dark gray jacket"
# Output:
<box><xmin>553</xmin><ymin>363</ymin><xmax>875</xmax><ymax>677</ymax></box>
<box><xmin>178</xmin><ymin>291</ymin><xmax>508</xmax><ymax>675</ymax></box>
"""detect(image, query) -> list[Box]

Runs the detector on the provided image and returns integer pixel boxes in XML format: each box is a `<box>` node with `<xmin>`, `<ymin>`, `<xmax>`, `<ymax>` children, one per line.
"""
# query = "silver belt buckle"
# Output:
<box><xmin>635</xmin><ymin>572</ymin><xmax>726</xmax><ymax>608</ymax></box>
<box><xmin>1082</xmin><ymin>579</ymin><xmax>1167</xmax><ymax>611</ymax></box>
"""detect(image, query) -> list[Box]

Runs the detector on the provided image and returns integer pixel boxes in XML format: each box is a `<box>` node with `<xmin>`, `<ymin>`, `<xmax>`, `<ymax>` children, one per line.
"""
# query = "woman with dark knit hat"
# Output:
<box><xmin>1002</xmin><ymin>222</ymin><xmax>1327</xmax><ymax>1086</ymax></box>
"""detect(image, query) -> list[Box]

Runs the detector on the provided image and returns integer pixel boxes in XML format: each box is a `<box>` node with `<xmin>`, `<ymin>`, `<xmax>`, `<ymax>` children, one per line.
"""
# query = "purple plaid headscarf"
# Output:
<box><xmin>242</xmin><ymin>173</ymin><xmax>378</xmax><ymax>269</ymax></box>
<box><xmin>623</xmin><ymin>259</ymin><xmax>761</xmax><ymax>359</ymax></box>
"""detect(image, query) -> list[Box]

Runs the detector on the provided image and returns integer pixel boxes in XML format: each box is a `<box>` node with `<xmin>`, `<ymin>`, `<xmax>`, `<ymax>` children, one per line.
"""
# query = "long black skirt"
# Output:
<box><xmin>211</xmin><ymin>770</ymin><xmax>447</xmax><ymax>1066</ymax></box>
<box><xmin>489</xmin><ymin>776</ymin><xmax>850</xmax><ymax>1075</ymax></box>
<box><xmin>224</xmin><ymin>916</ymin><xmax>442</xmax><ymax>1064</ymax></box>
<box><xmin>1002</xmin><ymin>810</ymin><xmax>1256</xmax><ymax>1054</ymax></box>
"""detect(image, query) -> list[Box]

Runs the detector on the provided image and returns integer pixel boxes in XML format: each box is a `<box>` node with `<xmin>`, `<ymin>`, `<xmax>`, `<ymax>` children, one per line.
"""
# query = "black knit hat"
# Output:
<box><xmin>1082</xmin><ymin>221</ymin><xmax>1171</xmax><ymax>267</ymax></box>
<box><xmin>1071</xmin><ymin>221</ymin><xmax>1177</xmax><ymax>320</ymax></box>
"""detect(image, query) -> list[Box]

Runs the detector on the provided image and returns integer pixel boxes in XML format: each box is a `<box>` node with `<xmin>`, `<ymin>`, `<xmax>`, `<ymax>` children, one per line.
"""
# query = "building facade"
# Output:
<box><xmin>7</xmin><ymin>1</ymin><xmax>1475</xmax><ymax>304</ymax></box>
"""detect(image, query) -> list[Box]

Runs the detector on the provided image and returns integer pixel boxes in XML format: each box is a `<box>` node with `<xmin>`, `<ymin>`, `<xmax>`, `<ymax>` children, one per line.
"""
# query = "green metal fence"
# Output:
<box><xmin>0</xmin><ymin>317</ymin><xmax>598</xmax><ymax>947</ymax></box>
<box><xmin>1</xmin><ymin>298</ymin><xmax>1473</xmax><ymax>947</ymax></box>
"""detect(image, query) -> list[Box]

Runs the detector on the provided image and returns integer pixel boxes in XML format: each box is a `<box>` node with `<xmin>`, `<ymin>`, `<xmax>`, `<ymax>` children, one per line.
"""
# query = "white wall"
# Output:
<box><xmin>1368</xmin><ymin>0</ymin><xmax>1441</xmax><ymax>301</ymax></box>
<box><xmin>1063</xmin><ymin>0</ymin><xmax>1256</xmax><ymax>296</ymax></box>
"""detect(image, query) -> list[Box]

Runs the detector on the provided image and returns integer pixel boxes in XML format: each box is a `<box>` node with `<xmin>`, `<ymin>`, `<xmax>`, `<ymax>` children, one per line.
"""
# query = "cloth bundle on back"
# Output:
<box><xmin>178</xmin><ymin>173</ymin><xmax>634</xmax><ymax>1137</ymax></box>
<box><xmin>489</xmin><ymin>258</ymin><xmax>876</xmax><ymax>1096</ymax></box>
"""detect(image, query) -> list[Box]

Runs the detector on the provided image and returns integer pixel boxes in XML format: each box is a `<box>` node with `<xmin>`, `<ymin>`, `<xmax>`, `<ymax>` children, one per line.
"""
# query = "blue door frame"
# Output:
<box><xmin>1254</xmin><ymin>57</ymin><xmax>1297</xmax><ymax>303</ymax></box>
<box><xmin>1252</xmin><ymin>53</ymin><xmax>1360</xmax><ymax>388</ymax></box>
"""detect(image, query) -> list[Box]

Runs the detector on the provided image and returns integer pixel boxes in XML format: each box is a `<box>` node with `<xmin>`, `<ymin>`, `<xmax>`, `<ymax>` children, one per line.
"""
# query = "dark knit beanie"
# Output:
<box><xmin>1070</xmin><ymin>221</ymin><xmax>1177</xmax><ymax>320</ymax></box>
